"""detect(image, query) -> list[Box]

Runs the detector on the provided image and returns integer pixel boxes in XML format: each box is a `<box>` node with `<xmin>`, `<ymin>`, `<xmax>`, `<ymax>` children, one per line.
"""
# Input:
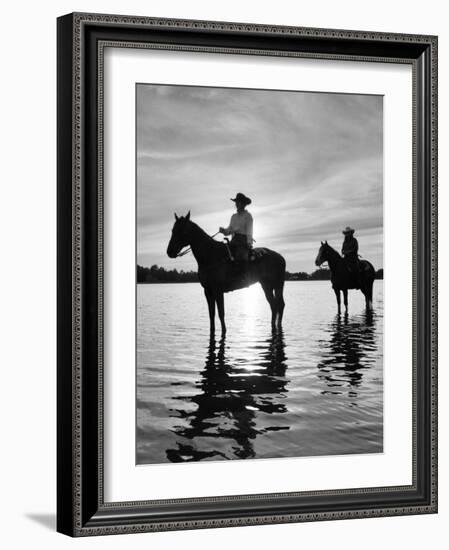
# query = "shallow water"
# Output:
<box><xmin>137</xmin><ymin>280</ymin><xmax>383</xmax><ymax>464</ymax></box>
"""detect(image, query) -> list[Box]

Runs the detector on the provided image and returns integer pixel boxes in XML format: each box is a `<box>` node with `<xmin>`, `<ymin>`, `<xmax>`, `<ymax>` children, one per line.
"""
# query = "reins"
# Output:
<box><xmin>176</xmin><ymin>231</ymin><xmax>221</xmax><ymax>258</ymax></box>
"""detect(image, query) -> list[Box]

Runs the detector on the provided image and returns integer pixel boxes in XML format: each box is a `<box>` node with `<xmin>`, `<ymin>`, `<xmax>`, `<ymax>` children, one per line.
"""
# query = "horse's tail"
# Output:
<box><xmin>279</xmin><ymin>253</ymin><xmax>286</xmax><ymax>275</ymax></box>
<box><xmin>360</xmin><ymin>260</ymin><xmax>376</xmax><ymax>288</ymax></box>
<box><xmin>277</xmin><ymin>253</ymin><xmax>287</xmax><ymax>283</ymax></box>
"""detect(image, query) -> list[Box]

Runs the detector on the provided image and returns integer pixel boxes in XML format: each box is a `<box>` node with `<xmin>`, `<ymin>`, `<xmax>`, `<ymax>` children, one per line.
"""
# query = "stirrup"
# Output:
<box><xmin>223</xmin><ymin>238</ymin><xmax>234</xmax><ymax>261</ymax></box>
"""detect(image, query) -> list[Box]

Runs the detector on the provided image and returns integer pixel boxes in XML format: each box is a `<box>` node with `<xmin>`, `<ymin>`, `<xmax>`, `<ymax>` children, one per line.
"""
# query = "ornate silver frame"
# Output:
<box><xmin>57</xmin><ymin>12</ymin><xmax>438</xmax><ymax>536</ymax></box>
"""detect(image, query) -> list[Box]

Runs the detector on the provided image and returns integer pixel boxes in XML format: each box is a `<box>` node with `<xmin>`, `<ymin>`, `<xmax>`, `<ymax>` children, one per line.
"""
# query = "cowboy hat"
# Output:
<box><xmin>342</xmin><ymin>226</ymin><xmax>355</xmax><ymax>234</ymax></box>
<box><xmin>230</xmin><ymin>192</ymin><xmax>251</xmax><ymax>205</ymax></box>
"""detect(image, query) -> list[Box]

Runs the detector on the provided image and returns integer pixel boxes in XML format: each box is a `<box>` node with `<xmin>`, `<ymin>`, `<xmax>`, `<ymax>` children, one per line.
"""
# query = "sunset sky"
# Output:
<box><xmin>136</xmin><ymin>84</ymin><xmax>383</xmax><ymax>273</ymax></box>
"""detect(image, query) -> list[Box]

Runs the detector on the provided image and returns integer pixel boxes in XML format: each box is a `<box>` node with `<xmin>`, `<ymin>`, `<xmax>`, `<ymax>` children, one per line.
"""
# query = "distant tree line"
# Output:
<box><xmin>137</xmin><ymin>265</ymin><xmax>384</xmax><ymax>283</ymax></box>
<box><xmin>286</xmin><ymin>269</ymin><xmax>332</xmax><ymax>281</ymax></box>
<box><xmin>286</xmin><ymin>268</ymin><xmax>384</xmax><ymax>280</ymax></box>
<box><xmin>137</xmin><ymin>264</ymin><xmax>199</xmax><ymax>283</ymax></box>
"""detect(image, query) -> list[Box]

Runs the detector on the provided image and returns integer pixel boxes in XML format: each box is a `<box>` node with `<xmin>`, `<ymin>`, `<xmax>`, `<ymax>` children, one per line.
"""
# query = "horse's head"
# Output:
<box><xmin>315</xmin><ymin>241</ymin><xmax>331</xmax><ymax>266</ymax></box>
<box><xmin>166</xmin><ymin>211</ymin><xmax>192</xmax><ymax>258</ymax></box>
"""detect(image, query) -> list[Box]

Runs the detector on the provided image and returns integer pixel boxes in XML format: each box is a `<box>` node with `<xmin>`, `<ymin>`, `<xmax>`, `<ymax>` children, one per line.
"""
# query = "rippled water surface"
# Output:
<box><xmin>137</xmin><ymin>281</ymin><xmax>383</xmax><ymax>464</ymax></box>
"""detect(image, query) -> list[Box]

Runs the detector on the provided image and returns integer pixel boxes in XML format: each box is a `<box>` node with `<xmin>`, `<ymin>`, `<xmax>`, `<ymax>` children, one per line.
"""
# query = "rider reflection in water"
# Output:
<box><xmin>219</xmin><ymin>193</ymin><xmax>253</xmax><ymax>272</ymax></box>
<box><xmin>317</xmin><ymin>311</ymin><xmax>377</xmax><ymax>398</ymax></box>
<box><xmin>165</xmin><ymin>330</ymin><xmax>289</xmax><ymax>463</ymax></box>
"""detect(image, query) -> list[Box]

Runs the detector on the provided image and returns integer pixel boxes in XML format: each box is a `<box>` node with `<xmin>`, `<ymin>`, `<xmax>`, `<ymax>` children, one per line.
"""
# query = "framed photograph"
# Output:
<box><xmin>57</xmin><ymin>12</ymin><xmax>438</xmax><ymax>536</ymax></box>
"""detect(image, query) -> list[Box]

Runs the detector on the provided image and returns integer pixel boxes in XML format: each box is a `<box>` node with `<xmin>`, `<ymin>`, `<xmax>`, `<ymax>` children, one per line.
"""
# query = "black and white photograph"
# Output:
<box><xmin>1</xmin><ymin>0</ymin><xmax>442</xmax><ymax>545</ymax></box>
<box><xmin>50</xmin><ymin>5</ymin><xmax>440</xmax><ymax>542</ymax></box>
<box><xmin>136</xmin><ymin>83</ymin><xmax>384</xmax><ymax>465</ymax></box>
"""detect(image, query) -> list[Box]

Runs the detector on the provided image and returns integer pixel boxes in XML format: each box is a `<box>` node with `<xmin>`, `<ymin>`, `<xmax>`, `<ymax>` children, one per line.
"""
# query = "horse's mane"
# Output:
<box><xmin>188</xmin><ymin>220</ymin><xmax>219</xmax><ymax>243</ymax></box>
<box><xmin>323</xmin><ymin>242</ymin><xmax>342</xmax><ymax>258</ymax></box>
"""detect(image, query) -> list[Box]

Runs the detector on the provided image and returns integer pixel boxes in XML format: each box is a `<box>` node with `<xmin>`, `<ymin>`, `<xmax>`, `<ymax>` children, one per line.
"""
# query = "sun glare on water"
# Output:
<box><xmin>232</xmin><ymin>283</ymin><xmax>266</xmax><ymax>373</ymax></box>
<box><xmin>242</xmin><ymin>283</ymin><xmax>264</xmax><ymax>312</ymax></box>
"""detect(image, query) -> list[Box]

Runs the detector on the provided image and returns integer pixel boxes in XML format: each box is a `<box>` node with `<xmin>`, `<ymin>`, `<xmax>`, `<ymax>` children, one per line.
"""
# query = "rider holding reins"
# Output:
<box><xmin>341</xmin><ymin>226</ymin><xmax>361</xmax><ymax>287</ymax></box>
<box><xmin>219</xmin><ymin>192</ymin><xmax>253</xmax><ymax>266</ymax></box>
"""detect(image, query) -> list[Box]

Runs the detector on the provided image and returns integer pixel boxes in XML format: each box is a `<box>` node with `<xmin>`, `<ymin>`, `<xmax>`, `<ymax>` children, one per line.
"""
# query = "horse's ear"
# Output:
<box><xmin>321</xmin><ymin>241</ymin><xmax>323</xmax><ymax>245</ymax></box>
<box><xmin>186</xmin><ymin>210</ymin><xmax>190</xmax><ymax>221</ymax></box>
<box><xmin>174</xmin><ymin>213</ymin><xmax>179</xmax><ymax>221</ymax></box>
<box><xmin>325</xmin><ymin>240</ymin><xmax>328</xmax><ymax>244</ymax></box>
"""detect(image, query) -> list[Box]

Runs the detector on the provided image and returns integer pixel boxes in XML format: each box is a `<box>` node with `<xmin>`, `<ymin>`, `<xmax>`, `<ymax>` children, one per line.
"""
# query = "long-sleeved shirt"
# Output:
<box><xmin>222</xmin><ymin>210</ymin><xmax>253</xmax><ymax>246</ymax></box>
<box><xmin>342</xmin><ymin>236</ymin><xmax>359</xmax><ymax>259</ymax></box>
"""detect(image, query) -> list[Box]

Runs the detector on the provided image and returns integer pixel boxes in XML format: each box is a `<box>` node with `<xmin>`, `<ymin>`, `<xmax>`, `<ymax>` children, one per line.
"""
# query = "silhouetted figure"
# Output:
<box><xmin>341</xmin><ymin>226</ymin><xmax>361</xmax><ymax>288</ymax></box>
<box><xmin>219</xmin><ymin>192</ymin><xmax>253</xmax><ymax>267</ymax></box>
<box><xmin>315</xmin><ymin>241</ymin><xmax>376</xmax><ymax>314</ymax></box>
<box><xmin>167</xmin><ymin>212</ymin><xmax>285</xmax><ymax>334</ymax></box>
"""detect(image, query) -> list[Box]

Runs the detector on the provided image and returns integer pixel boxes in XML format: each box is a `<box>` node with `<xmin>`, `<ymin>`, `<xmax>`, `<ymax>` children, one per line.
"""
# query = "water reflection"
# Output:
<box><xmin>137</xmin><ymin>283</ymin><xmax>384</xmax><ymax>464</ymax></box>
<box><xmin>317</xmin><ymin>311</ymin><xmax>377</xmax><ymax>398</ymax></box>
<box><xmin>165</xmin><ymin>329</ymin><xmax>289</xmax><ymax>462</ymax></box>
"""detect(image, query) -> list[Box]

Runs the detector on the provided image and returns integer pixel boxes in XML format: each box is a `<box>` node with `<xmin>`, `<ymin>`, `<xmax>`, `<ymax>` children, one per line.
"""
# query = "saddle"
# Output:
<box><xmin>249</xmin><ymin>247</ymin><xmax>270</xmax><ymax>261</ymax></box>
<box><xmin>223</xmin><ymin>238</ymin><xmax>269</xmax><ymax>263</ymax></box>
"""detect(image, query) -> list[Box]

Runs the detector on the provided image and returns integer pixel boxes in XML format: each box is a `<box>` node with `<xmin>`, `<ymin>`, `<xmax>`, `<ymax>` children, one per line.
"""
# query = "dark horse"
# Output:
<box><xmin>167</xmin><ymin>212</ymin><xmax>286</xmax><ymax>334</ymax></box>
<box><xmin>315</xmin><ymin>241</ymin><xmax>376</xmax><ymax>313</ymax></box>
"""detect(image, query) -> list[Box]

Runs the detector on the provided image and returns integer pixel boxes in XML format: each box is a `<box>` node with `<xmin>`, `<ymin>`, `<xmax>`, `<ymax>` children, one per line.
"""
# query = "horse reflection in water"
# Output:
<box><xmin>317</xmin><ymin>310</ymin><xmax>377</xmax><ymax>398</ymax></box>
<box><xmin>165</xmin><ymin>330</ymin><xmax>289</xmax><ymax>462</ymax></box>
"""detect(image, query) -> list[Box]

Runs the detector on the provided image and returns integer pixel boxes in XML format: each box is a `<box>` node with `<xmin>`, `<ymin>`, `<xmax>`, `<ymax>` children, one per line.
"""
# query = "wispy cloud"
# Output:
<box><xmin>137</xmin><ymin>84</ymin><xmax>383</xmax><ymax>272</ymax></box>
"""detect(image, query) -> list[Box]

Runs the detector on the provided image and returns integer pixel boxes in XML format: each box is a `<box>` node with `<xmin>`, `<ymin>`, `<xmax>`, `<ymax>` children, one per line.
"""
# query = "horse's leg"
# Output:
<box><xmin>365</xmin><ymin>280</ymin><xmax>374</xmax><ymax>310</ymax></box>
<box><xmin>343</xmin><ymin>289</ymin><xmax>348</xmax><ymax>313</ymax></box>
<box><xmin>204</xmin><ymin>288</ymin><xmax>216</xmax><ymax>335</ymax></box>
<box><xmin>216</xmin><ymin>291</ymin><xmax>226</xmax><ymax>336</ymax></box>
<box><xmin>274</xmin><ymin>283</ymin><xmax>285</xmax><ymax>326</ymax></box>
<box><xmin>362</xmin><ymin>286</ymin><xmax>368</xmax><ymax>309</ymax></box>
<box><xmin>261</xmin><ymin>282</ymin><xmax>276</xmax><ymax>326</ymax></box>
<box><xmin>333</xmin><ymin>287</ymin><xmax>341</xmax><ymax>314</ymax></box>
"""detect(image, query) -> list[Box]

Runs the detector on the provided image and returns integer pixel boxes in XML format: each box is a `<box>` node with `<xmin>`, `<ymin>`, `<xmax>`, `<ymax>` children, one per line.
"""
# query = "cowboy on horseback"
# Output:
<box><xmin>219</xmin><ymin>193</ymin><xmax>253</xmax><ymax>267</ymax></box>
<box><xmin>341</xmin><ymin>226</ymin><xmax>361</xmax><ymax>287</ymax></box>
<box><xmin>167</xmin><ymin>208</ymin><xmax>285</xmax><ymax>333</ymax></box>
